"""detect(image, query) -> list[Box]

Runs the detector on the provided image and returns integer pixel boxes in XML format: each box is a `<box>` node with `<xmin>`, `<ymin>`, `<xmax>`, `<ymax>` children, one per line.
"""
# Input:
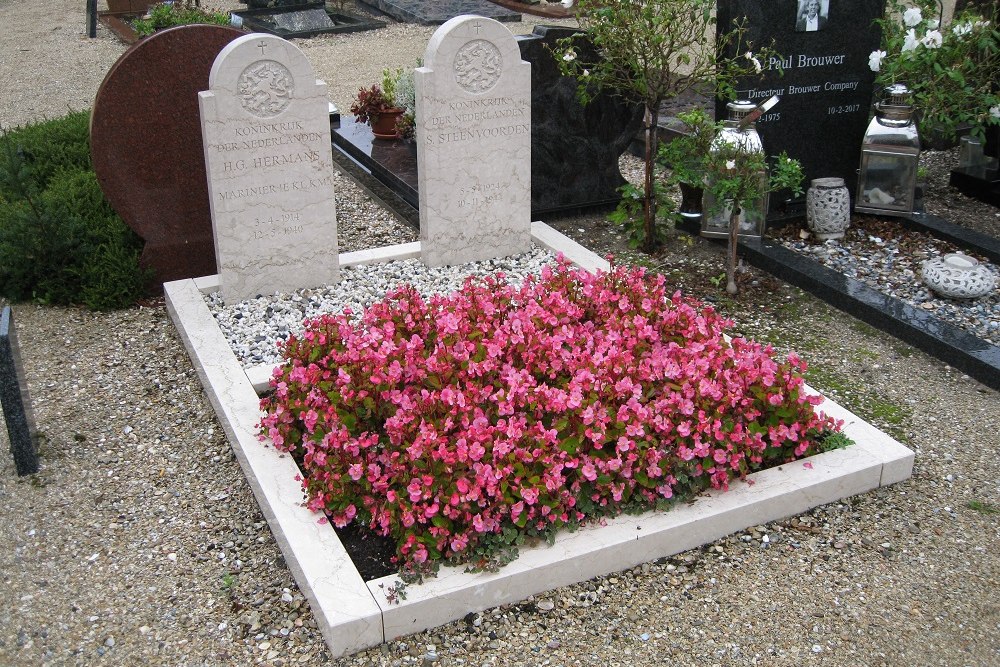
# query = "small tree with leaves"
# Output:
<box><xmin>554</xmin><ymin>0</ymin><xmax>775</xmax><ymax>253</ymax></box>
<box><xmin>703</xmin><ymin>146</ymin><xmax>803</xmax><ymax>295</ymax></box>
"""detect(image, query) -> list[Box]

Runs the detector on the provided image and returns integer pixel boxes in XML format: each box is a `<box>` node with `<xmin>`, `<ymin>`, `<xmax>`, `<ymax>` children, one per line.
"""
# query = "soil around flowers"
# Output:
<box><xmin>335</xmin><ymin>523</ymin><xmax>398</xmax><ymax>580</ymax></box>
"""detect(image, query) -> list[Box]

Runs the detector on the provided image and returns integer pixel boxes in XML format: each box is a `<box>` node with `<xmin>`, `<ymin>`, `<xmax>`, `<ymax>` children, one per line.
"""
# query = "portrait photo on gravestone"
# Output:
<box><xmin>796</xmin><ymin>0</ymin><xmax>830</xmax><ymax>32</ymax></box>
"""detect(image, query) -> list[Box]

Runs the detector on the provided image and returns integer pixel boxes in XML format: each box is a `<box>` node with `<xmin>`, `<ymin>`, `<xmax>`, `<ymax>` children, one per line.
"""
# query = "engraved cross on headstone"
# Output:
<box><xmin>473</xmin><ymin>21</ymin><xmax>482</xmax><ymax>34</ymax></box>
<box><xmin>257</xmin><ymin>40</ymin><xmax>268</xmax><ymax>55</ymax></box>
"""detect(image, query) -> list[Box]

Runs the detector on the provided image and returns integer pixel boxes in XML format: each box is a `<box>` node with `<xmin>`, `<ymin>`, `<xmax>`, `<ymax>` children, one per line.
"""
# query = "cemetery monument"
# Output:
<box><xmin>716</xmin><ymin>0</ymin><xmax>886</xmax><ymax>215</ymax></box>
<box><xmin>416</xmin><ymin>16</ymin><xmax>533</xmax><ymax>267</ymax></box>
<box><xmin>200</xmin><ymin>33</ymin><xmax>340</xmax><ymax>302</ymax></box>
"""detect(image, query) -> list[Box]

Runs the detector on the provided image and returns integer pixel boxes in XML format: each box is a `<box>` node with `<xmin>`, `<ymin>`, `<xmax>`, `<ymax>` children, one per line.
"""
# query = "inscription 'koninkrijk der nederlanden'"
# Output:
<box><xmin>214</xmin><ymin>133</ymin><xmax>323</xmax><ymax>152</ymax></box>
<box><xmin>235</xmin><ymin>120</ymin><xmax>306</xmax><ymax>136</ymax></box>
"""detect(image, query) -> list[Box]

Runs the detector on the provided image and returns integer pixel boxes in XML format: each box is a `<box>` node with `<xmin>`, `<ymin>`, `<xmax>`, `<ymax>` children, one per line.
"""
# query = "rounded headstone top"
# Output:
<box><xmin>422</xmin><ymin>15</ymin><xmax>524</xmax><ymax>74</ymax></box>
<box><xmin>90</xmin><ymin>24</ymin><xmax>244</xmax><ymax>284</ymax></box>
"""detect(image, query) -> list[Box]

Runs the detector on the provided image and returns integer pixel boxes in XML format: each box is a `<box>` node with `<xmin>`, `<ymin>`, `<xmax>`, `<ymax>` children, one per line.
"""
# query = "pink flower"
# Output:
<box><xmin>261</xmin><ymin>258</ymin><xmax>842</xmax><ymax>571</ymax></box>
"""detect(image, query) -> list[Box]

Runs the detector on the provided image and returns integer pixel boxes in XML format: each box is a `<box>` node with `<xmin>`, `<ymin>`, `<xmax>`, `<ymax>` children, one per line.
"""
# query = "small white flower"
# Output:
<box><xmin>921</xmin><ymin>29</ymin><xmax>943</xmax><ymax>48</ymax></box>
<box><xmin>990</xmin><ymin>105</ymin><xmax>1000</xmax><ymax>120</ymax></box>
<box><xmin>725</xmin><ymin>159</ymin><xmax>736</xmax><ymax>170</ymax></box>
<box><xmin>974</xmin><ymin>20</ymin><xmax>990</xmax><ymax>29</ymax></box>
<box><xmin>562</xmin><ymin>49</ymin><xmax>576</xmax><ymax>62</ymax></box>
<box><xmin>902</xmin><ymin>7</ymin><xmax>922</xmax><ymax>27</ymax></box>
<box><xmin>868</xmin><ymin>49</ymin><xmax>886</xmax><ymax>72</ymax></box>
<box><xmin>926</xmin><ymin>19</ymin><xmax>939</xmax><ymax>30</ymax></box>
<box><xmin>582</xmin><ymin>68</ymin><xmax>590</xmax><ymax>77</ymax></box>
<box><xmin>902</xmin><ymin>28</ymin><xmax>920</xmax><ymax>52</ymax></box>
<box><xmin>744</xmin><ymin>51</ymin><xmax>763</xmax><ymax>74</ymax></box>
<box><xmin>952</xmin><ymin>22</ymin><xmax>973</xmax><ymax>37</ymax></box>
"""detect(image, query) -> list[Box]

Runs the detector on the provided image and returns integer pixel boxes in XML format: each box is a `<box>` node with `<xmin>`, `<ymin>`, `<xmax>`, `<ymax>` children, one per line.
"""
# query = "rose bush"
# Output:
<box><xmin>870</xmin><ymin>0</ymin><xmax>999</xmax><ymax>142</ymax></box>
<box><xmin>260</xmin><ymin>258</ymin><xmax>842</xmax><ymax>572</ymax></box>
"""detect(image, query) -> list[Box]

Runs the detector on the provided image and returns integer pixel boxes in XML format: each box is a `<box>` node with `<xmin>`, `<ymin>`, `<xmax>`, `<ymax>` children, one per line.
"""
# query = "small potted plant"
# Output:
<box><xmin>392</xmin><ymin>66</ymin><xmax>417</xmax><ymax>146</ymax></box>
<box><xmin>395</xmin><ymin>111</ymin><xmax>416</xmax><ymax>146</ymax></box>
<box><xmin>657</xmin><ymin>108</ymin><xmax>717</xmax><ymax>222</ymax></box>
<box><xmin>350</xmin><ymin>69</ymin><xmax>405</xmax><ymax>140</ymax></box>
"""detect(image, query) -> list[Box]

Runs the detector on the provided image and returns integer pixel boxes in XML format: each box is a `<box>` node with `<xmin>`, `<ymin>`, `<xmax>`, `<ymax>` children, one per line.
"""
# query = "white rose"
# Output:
<box><xmin>921</xmin><ymin>29</ymin><xmax>943</xmax><ymax>49</ymax></box>
<box><xmin>990</xmin><ymin>105</ymin><xmax>1000</xmax><ymax>121</ymax></box>
<box><xmin>902</xmin><ymin>28</ymin><xmax>920</xmax><ymax>52</ymax></box>
<box><xmin>725</xmin><ymin>159</ymin><xmax>736</xmax><ymax>170</ymax></box>
<box><xmin>868</xmin><ymin>49</ymin><xmax>886</xmax><ymax>72</ymax></box>
<box><xmin>902</xmin><ymin>7</ymin><xmax>922</xmax><ymax>27</ymax></box>
<box><xmin>926</xmin><ymin>19</ymin><xmax>939</xmax><ymax>29</ymax></box>
<box><xmin>745</xmin><ymin>51</ymin><xmax>763</xmax><ymax>74</ymax></box>
<box><xmin>562</xmin><ymin>49</ymin><xmax>576</xmax><ymax>62</ymax></box>
<box><xmin>952</xmin><ymin>22</ymin><xmax>973</xmax><ymax>37</ymax></box>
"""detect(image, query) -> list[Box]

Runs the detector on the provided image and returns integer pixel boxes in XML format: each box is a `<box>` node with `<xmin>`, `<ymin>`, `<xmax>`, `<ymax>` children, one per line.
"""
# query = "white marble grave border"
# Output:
<box><xmin>164</xmin><ymin>221</ymin><xmax>914</xmax><ymax>658</ymax></box>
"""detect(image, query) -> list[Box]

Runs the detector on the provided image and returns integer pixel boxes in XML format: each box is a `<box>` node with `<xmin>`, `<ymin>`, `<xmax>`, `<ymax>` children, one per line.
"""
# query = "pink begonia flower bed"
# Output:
<box><xmin>262</xmin><ymin>258</ymin><xmax>843</xmax><ymax>573</ymax></box>
<box><xmin>164</xmin><ymin>228</ymin><xmax>913</xmax><ymax>657</ymax></box>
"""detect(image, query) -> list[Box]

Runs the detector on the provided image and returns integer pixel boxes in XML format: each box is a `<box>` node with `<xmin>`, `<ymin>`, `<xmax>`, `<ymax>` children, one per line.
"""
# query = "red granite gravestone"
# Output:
<box><xmin>90</xmin><ymin>25</ymin><xmax>245</xmax><ymax>288</ymax></box>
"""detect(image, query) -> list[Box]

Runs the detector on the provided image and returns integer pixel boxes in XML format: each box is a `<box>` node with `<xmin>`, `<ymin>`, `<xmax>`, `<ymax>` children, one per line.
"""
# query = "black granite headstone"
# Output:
<box><xmin>1</xmin><ymin>306</ymin><xmax>39</xmax><ymax>476</ymax></box>
<box><xmin>517</xmin><ymin>26</ymin><xmax>644</xmax><ymax>214</ymax></box>
<box><xmin>716</xmin><ymin>0</ymin><xmax>886</xmax><ymax>216</ymax></box>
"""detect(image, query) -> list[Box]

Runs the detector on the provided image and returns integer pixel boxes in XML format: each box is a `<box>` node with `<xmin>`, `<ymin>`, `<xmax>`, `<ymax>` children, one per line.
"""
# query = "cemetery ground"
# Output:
<box><xmin>1</xmin><ymin>0</ymin><xmax>998</xmax><ymax>665</ymax></box>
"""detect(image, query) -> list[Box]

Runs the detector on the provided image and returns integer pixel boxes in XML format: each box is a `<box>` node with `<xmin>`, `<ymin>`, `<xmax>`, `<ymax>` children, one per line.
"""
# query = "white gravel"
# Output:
<box><xmin>2</xmin><ymin>1</ymin><xmax>1000</xmax><ymax>666</ymax></box>
<box><xmin>208</xmin><ymin>248</ymin><xmax>555</xmax><ymax>366</ymax></box>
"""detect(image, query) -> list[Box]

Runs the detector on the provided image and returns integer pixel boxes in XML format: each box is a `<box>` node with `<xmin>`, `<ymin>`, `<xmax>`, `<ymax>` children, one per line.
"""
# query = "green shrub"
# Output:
<box><xmin>132</xmin><ymin>3</ymin><xmax>232</xmax><ymax>37</ymax></box>
<box><xmin>0</xmin><ymin>112</ymin><xmax>149</xmax><ymax>310</ymax></box>
<box><xmin>0</xmin><ymin>110</ymin><xmax>92</xmax><ymax>190</ymax></box>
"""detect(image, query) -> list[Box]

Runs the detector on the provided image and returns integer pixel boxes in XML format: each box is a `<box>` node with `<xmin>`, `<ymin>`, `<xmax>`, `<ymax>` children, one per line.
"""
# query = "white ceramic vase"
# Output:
<box><xmin>806</xmin><ymin>177</ymin><xmax>851</xmax><ymax>240</ymax></box>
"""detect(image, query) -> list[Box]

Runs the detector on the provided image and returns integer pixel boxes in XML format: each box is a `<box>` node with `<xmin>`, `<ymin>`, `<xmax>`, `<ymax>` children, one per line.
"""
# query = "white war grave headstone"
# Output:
<box><xmin>199</xmin><ymin>33</ymin><xmax>339</xmax><ymax>302</ymax></box>
<box><xmin>416</xmin><ymin>16</ymin><xmax>532</xmax><ymax>267</ymax></box>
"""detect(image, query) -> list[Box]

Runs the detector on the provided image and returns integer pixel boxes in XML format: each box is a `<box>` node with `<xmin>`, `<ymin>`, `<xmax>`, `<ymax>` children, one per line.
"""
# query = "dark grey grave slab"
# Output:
<box><xmin>738</xmin><ymin>229</ymin><xmax>1000</xmax><ymax>391</ymax></box>
<box><xmin>948</xmin><ymin>164</ymin><xmax>1000</xmax><ymax>207</ymax></box>
<box><xmin>358</xmin><ymin>0</ymin><xmax>520</xmax><ymax>25</ymax></box>
<box><xmin>234</xmin><ymin>3</ymin><xmax>386</xmax><ymax>38</ymax></box>
<box><xmin>518</xmin><ymin>26</ymin><xmax>643</xmax><ymax>213</ymax></box>
<box><xmin>716</xmin><ymin>0</ymin><xmax>886</xmax><ymax>218</ymax></box>
<box><xmin>1</xmin><ymin>307</ymin><xmax>39</xmax><ymax>476</ymax></box>
<box><xmin>332</xmin><ymin>115</ymin><xmax>419</xmax><ymax>209</ymax></box>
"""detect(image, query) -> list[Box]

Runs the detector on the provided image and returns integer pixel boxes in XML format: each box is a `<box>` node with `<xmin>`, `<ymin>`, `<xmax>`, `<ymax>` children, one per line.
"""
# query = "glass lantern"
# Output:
<box><xmin>856</xmin><ymin>83</ymin><xmax>920</xmax><ymax>216</ymax></box>
<box><xmin>701</xmin><ymin>100</ymin><xmax>768</xmax><ymax>239</ymax></box>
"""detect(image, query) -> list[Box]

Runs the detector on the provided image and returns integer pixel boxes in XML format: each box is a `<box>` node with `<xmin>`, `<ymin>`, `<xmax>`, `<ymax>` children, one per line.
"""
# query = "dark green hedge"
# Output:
<box><xmin>0</xmin><ymin>111</ymin><xmax>149</xmax><ymax>310</ymax></box>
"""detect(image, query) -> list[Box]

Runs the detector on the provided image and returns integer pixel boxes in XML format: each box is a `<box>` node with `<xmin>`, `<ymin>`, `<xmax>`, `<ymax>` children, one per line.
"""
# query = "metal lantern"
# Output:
<box><xmin>856</xmin><ymin>83</ymin><xmax>920</xmax><ymax>216</ymax></box>
<box><xmin>701</xmin><ymin>100</ymin><xmax>769</xmax><ymax>239</ymax></box>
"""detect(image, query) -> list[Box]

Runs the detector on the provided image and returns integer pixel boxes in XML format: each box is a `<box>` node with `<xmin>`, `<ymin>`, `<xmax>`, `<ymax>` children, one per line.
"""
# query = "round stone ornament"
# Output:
<box><xmin>921</xmin><ymin>253</ymin><xmax>997</xmax><ymax>299</ymax></box>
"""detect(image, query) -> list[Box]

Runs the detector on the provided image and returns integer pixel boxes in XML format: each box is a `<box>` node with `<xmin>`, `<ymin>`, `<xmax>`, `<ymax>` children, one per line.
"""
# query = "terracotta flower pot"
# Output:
<box><xmin>370</xmin><ymin>108</ymin><xmax>404</xmax><ymax>140</ymax></box>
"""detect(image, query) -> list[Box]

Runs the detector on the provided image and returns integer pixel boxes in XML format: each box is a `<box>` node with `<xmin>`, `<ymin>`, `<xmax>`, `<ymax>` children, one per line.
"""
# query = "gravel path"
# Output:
<box><xmin>1</xmin><ymin>1</ymin><xmax>999</xmax><ymax>666</ymax></box>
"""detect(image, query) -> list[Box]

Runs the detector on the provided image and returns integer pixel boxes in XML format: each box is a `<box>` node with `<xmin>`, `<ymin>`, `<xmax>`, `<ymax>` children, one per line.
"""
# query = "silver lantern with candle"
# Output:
<box><xmin>856</xmin><ymin>83</ymin><xmax>920</xmax><ymax>216</ymax></box>
<box><xmin>701</xmin><ymin>99</ymin><xmax>769</xmax><ymax>239</ymax></box>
